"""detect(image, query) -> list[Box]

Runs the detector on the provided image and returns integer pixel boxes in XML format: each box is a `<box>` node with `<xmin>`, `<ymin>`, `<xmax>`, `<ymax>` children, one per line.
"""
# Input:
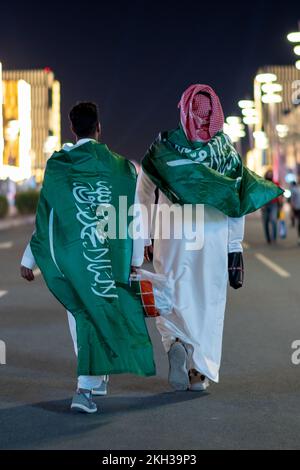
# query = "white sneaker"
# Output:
<box><xmin>189</xmin><ymin>370</ymin><xmax>210</xmax><ymax>392</ymax></box>
<box><xmin>168</xmin><ymin>340</ymin><xmax>189</xmax><ymax>391</ymax></box>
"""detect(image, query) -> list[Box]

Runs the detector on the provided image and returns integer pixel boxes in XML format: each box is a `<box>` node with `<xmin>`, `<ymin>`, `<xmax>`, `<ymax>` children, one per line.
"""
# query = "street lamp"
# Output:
<box><xmin>261</xmin><ymin>83</ymin><xmax>282</xmax><ymax>94</ymax></box>
<box><xmin>242</xmin><ymin>108</ymin><xmax>259</xmax><ymax>125</ymax></box>
<box><xmin>287</xmin><ymin>31</ymin><xmax>300</xmax><ymax>43</ymax></box>
<box><xmin>243</xmin><ymin>116</ymin><xmax>259</xmax><ymax>125</ymax></box>
<box><xmin>255</xmin><ymin>72</ymin><xmax>282</xmax><ymax>181</ymax></box>
<box><xmin>43</xmin><ymin>136</ymin><xmax>58</xmax><ymax>159</ymax></box>
<box><xmin>238</xmin><ymin>100</ymin><xmax>258</xmax><ymax>148</ymax></box>
<box><xmin>224</xmin><ymin>116</ymin><xmax>245</xmax><ymax>153</ymax></box>
<box><xmin>260</xmin><ymin>81</ymin><xmax>282</xmax><ymax>104</ymax></box>
<box><xmin>242</xmin><ymin>108</ymin><xmax>257</xmax><ymax>117</ymax></box>
<box><xmin>238</xmin><ymin>100</ymin><xmax>254</xmax><ymax>109</ymax></box>
<box><xmin>287</xmin><ymin>26</ymin><xmax>300</xmax><ymax>70</ymax></box>
<box><xmin>255</xmin><ymin>73</ymin><xmax>277</xmax><ymax>83</ymax></box>
<box><xmin>293</xmin><ymin>45</ymin><xmax>300</xmax><ymax>55</ymax></box>
<box><xmin>276</xmin><ymin>124</ymin><xmax>289</xmax><ymax>139</ymax></box>
<box><xmin>261</xmin><ymin>93</ymin><xmax>283</xmax><ymax>104</ymax></box>
<box><xmin>253</xmin><ymin>131</ymin><xmax>269</xmax><ymax>150</ymax></box>
<box><xmin>225</xmin><ymin>116</ymin><xmax>241</xmax><ymax>126</ymax></box>
<box><xmin>5</xmin><ymin>120</ymin><xmax>20</xmax><ymax>166</ymax></box>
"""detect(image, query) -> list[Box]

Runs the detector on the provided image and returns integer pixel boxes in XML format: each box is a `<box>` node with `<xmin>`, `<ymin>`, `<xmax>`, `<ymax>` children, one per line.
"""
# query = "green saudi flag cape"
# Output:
<box><xmin>30</xmin><ymin>141</ymin><xmax>155</xmax><ymax>377</ymax></box>
<box><xmin>142</xmin><ymin>127</ymin><xmax>283</xmax><ymax>217</ymax></box>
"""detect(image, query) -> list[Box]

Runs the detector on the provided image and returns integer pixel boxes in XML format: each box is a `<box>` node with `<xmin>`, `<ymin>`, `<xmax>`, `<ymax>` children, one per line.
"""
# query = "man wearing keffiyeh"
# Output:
<box><xmin>137</xmin><ymin>84</ymin><xmax>283</xmax><ymax>392</ymax></box>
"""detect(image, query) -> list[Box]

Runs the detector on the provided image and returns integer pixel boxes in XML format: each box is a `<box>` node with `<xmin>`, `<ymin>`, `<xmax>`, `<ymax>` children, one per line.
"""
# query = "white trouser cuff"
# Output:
<box><xmin>77</xmin><ymin>375</ymin><xmax>104</xmax><ymax>391</ymax></box>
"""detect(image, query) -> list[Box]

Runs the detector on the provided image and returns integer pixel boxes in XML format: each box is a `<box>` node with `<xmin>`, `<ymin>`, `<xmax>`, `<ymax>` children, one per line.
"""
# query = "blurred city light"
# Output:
<box><xmin>18</xmin><ymin>80</ymin><xmax>31</xmax><ymax>180</ymax></box>
<box><xmin>276</xmin><ymin>124</ymin><xmax>288</xmax><ymax>133</ymax></box>
<box><xmin>253</xmin><ymin>131</ymin><xmax>269</xmax><ymax>150</ymax></box>
<box><xmin>261</xmin><ymin>93</ymin><xmax>282</xmax><ymax>104</ymax></box>
<box><xmin>285</xmin><ymin>172</ymin><xmax>297</xmax><ymax>184</ymax></box>
<box><xmin>283</xmin><ymin>188</ymin><xmax>292</xmax><ymax>198</ymax></box>
<box><xmin>242</xmin><ymin>108</ymin><xmax>258</xmax><ymax>117</ymax></box>
<box><xmin>238</xmin><ymin>100</ymin><xmax>254</xmax><ymax>109</ymax></box>
<box><xmin>287</xmin><ymin>32</ymin><xmax>300</xmax><ymax>43</ymax></box>
<box><xmin>43</xmin><ymin>136</ymin><xmax>58</xmax><ymax>155</ymax></box>
<box><xmin>261</xmin><ymin>83</ymin><xmax>283</xmax><ymax>94</ymax></box>
<box><xmin>243</xmin><ymin>116</ymin><xmax>259</xmax><ymax>125</ymax></box>
<box><xmin>5</xmin><ymin>120</ymin><xmax>19</xmax><ymax>141</ymax></box>
<box><xmin>0</xmin><ymin>63</ymin><xmax>3</xmax><ymax>163</ymax></box>
<box><xmin>224</xmin><ymin>117</ymin><xmax>245</xmax><ymax>142</ymax></box>
<box><xmin>276</xmin><ymin>124</ymin><xmax>289</xmax><ymax>138</ymax></box>
<box><xmin>226</xmin><ymin>116</ymin><xmax>241</xmax><ymax>125</ymax></box>
<box><xmin>1</xmin><ymin>79</ymin><xmax>32</xmax><ymax>182</ymax></box>
<box><xmin>238</xmin><ymin>100</ymin><xmax>258</xmax><ymax>146</ymax></box>
<box><xmin>238</xmin><ymin>130</ymin><xmax>246</xmax><ymax>137</ymax></box>
<box><xmin>1</xmin><ymin>68</ymin><xmax>61</xmax><ymax>183</ymax></box>
<box><xmin>293</xmin><ymin>45</ymin><xmax>300</xmax><ymax>55</ymax></box>
<box><xmin>295</xmin><ymin>60</ymin><xmax>300</xmax><ymax>70</ymax></box>
<box><xmin>255</xmin><ymin>73</ymin><xmax>277</xmax><ymax>83</ymax></box>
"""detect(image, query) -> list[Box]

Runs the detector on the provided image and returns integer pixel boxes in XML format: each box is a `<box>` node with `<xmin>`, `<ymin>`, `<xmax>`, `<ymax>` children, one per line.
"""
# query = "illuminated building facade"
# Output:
<box><xmin>280</xmin><ymin>103</ymin><xmax>300</xmax><ymax>176</ymax></box>
<box><xmin>253</xmin><ymin>65</ymin><xmax>300</xmax><ymax>182</ymax></box>
<box><xmin>0</xmin><ymin>63</ymin><xmax>3</xmax><ymax>170</ymax></box>
<box><xmin>0</xmin><ymin>72</ymin><xmax>32</xmax><ymax>181</ymax></box>
<box><xmin>2</xmin><ymin>68</ymin><xmax>61</xmax><ymax>181</ymax></box>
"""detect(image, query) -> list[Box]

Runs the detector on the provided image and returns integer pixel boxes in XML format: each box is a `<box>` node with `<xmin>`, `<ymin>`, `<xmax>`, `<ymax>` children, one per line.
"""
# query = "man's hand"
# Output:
<box><xmin>20</xmin><ymin>265</ymin><xmax>35</xmax><ymax>282</ymax></box>
<box><xmin>144</xmin><ymin>245</ymin><xmax>153</xmax><ymax>262</ymax></box>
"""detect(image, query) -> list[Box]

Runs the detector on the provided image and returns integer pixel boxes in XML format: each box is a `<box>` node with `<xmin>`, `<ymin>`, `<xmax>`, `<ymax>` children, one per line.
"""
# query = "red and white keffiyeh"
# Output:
<box><xmin>178</xmin><ymin>84</ymin><xmax>224</xmax><ymax>143</ymax></box>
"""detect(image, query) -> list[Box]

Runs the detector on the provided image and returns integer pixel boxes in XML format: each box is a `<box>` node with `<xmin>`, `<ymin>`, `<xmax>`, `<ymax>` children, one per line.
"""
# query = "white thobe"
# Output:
<box><xmin>136</xmin><ymin>169</ymin><xmax>245</xmax><ymax>383</ymax></box>
<box><xmin>21</xmin><ymin>138</ymin><xmax>144</xmax><ymax>390</ymax></box>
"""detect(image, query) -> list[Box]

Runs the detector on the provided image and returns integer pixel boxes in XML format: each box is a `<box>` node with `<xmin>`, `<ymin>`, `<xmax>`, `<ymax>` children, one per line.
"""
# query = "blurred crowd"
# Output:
<box><xmin>261</xmin><ymin>169</ymin><xmax>300</xmax><ymax>245</ymax></box>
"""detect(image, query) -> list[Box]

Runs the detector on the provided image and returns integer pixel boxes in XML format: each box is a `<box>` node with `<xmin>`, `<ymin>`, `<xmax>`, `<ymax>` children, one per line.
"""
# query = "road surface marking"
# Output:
<box><xmin>255</xmin><ymin>253</ymin><xmax>291</xmax><ymax>278</ymax></box>
<box><xmin>0</xmin><ymin>215</ymin><xmax>35</xmax><ymax>232</ymax></box>
<box><xmin>0</xmin><ymin>291</ymin><xmax>8</xmax><ymax>299</ymax></box>
<box><xmin>0</xmin><ymin>241</ymin><xmax>13</xmax><ymax>249</ymax></box>
<box><xmin>33</xmin><ymin>268</ymin><xmax>41</xmax><ymax>277</ymax></box>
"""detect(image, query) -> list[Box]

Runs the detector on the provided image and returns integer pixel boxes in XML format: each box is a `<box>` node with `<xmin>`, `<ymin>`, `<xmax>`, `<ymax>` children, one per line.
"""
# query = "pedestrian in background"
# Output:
<box><xmin>261</xmin><ymin>169</ymin><xmax>280</xmax><ymax>244</ymax></box>
<box><xmin>290</xmin><ymin>176</ymin><xmax>300</xmax><ymax>245</ymax></box>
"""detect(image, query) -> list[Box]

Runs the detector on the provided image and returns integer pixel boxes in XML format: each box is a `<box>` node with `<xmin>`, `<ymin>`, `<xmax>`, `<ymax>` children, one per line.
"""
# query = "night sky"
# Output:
<box><xmin>1</xmin><ymin>0</ymin><xmax>299</xmax><ymax>160</ymax></box>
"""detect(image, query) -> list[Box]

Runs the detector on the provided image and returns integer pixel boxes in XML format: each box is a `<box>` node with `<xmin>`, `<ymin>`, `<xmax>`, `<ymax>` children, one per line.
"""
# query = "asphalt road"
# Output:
<box><xmin>1</xmin><ymin>213</ymin><xmax>300</xmax><ymax>450</ymax></box>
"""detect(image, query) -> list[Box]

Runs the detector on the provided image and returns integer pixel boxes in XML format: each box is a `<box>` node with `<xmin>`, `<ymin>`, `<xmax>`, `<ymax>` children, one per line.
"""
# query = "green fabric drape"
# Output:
<box><xmin>31</xmin><ymin>141</ymin><xmax>155</xmax><ymax>377</ymax></box>
<box><xmin>142</xmin><ymin>127</ymin><xmax>283</xmax><ymax>217</ymax></box>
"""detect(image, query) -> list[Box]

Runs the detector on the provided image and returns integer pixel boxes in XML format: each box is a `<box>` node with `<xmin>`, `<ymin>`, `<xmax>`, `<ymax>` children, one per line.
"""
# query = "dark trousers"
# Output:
<box><xmin>262</xmin><ymin>203</ymin><xmax>278</xmax><ymax>243</ymax></box>
<box><xmin>294</xmin><ymin>209</ymin><xmax>300</xmax><ymax>237</ymax></box>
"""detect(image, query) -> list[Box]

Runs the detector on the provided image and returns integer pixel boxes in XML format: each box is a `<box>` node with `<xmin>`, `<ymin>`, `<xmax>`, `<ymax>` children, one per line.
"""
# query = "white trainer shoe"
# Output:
<box><xmin>168</xmin><ymin>340</ymin><xmax>189</xmax><ymax>391</ymax></box>
<box><xmin>189</xmin><ymin>369</ymin><xmax>210</xmax><ymax>392</ymax></box>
